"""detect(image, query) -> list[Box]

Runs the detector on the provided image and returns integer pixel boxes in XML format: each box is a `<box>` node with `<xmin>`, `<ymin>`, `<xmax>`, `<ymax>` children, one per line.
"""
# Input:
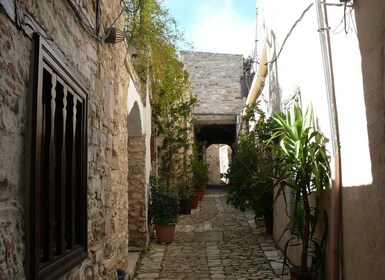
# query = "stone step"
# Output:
<box><xmin>127</xmin><ymin>252</ymin><xmax>140</xmax><ymax>280</ymax></box>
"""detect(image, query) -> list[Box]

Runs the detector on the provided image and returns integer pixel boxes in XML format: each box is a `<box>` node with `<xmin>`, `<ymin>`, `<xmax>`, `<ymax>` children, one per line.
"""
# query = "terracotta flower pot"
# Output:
<box><xmin>179</xmin><ymin>199</ymin><xmax>192</xmax><ymax>215</ymax></box>
<box><xmin>155</xmin><ymin>223</ymin><xmax>176</xmax><ymax>244</ymax></box>
<box><xmin>263</xmin><ymin>211</ymin><xmax>274</xmax><ymax>235</ymax></box>
<box><xmin>191</xmin><ymin>195</ymin><xmax>200</xmax><ymax>209</ymax></box>
<box><xmin>290</xmin><ymin>267</ymin><xmax>318</xmax><ymax>280</ymax></box>
<box><xmin>195</xmin><ymin>187</ymin><xmax>205</xmax><ymax>201</ymax></box>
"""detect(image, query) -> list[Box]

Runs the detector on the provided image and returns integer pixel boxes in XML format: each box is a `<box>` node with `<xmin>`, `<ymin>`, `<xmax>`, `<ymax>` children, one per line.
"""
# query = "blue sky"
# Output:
<box><xmin>163</xmin><ymin>0</ymin><xmax>256</xmax><ymax>57</ymax></box>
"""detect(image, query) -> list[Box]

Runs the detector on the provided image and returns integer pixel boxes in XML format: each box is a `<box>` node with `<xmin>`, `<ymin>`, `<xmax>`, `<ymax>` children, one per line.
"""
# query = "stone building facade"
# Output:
<box><xmin>180</xmin><ymin>51</ymin><xmax>244</xmax><ymax>125</ymax></box>
<box><xmin>0</xmin><ymin>1</ymin><xmax>151</xmax><ymax>279</ymax></box>
<box><xmin>181</xmin><ymin>51</ymin><xmax>243</xmax><ymax>168</ymax></box>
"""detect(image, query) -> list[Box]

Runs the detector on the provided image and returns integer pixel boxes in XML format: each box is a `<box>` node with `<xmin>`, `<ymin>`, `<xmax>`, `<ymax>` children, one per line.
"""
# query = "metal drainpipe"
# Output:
<box><xmin>314</xmin><ymin>0</ymin><xmax>343</xmax><ymax>279</ymax></box>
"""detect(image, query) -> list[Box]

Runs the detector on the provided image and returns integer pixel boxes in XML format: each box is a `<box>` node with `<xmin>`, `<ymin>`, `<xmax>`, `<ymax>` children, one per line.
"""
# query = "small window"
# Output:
<box><xmin>26</xmin><ymin>34</ymin><xmax>88</xmax><ymax>279</ymax></box>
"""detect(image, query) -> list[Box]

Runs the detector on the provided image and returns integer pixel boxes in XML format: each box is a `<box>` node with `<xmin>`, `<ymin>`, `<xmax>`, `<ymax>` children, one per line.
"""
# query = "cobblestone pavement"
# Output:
<box><xmin>134</xmin><ymin>187</ymin><xmax>290</xmax><ymax>280</ymax></box>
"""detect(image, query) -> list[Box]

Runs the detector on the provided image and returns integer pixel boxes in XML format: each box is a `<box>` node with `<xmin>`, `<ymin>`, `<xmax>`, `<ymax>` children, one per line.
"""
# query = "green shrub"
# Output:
<box><xmin>149</xmin><ymin>175</ymin><xmax>179</xmax><ymax>225</ymax></box>
<box><xmin>191</xmin><ymin>158</ymin><xmax>209</xmax><ymax>189</ymax></box>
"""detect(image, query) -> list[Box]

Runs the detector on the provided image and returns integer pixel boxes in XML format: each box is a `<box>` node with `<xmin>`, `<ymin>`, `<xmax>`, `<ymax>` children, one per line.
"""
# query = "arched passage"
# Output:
<box><xmin>205</xmin><ymin>144</ymin><xmax>233</xmax><ymax>185</ymax></box>
<box><xmin>194</xmin><ymin>122</ymin><xmax>237</xmax><ymax>187</ymax></box>
<box><xmin>195</xmin><ymin>123</ymin><xmax>236</xmax><ymax>147</ymax></box>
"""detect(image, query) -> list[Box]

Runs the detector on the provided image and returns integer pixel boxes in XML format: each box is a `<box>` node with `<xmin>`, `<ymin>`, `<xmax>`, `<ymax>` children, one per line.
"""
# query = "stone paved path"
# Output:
<box><xmin>134</xmin><ymin>187</ymin><xmax>290</xmax><ymax>280</ymax></box>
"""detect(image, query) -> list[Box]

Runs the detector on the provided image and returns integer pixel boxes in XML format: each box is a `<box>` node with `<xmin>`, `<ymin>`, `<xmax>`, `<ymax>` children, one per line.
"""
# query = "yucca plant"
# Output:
<box><xmin>267</xmin><ymin>102</ymin><xmax>330</xmax><ymax>277</ymax></box>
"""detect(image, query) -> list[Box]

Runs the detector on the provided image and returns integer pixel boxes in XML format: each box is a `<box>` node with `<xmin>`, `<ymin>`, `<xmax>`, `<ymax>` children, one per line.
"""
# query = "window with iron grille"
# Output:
<box><xmin>26</xmin><ymin>34</ymin><xmax>88</xmax><ymax>280</ymax></box>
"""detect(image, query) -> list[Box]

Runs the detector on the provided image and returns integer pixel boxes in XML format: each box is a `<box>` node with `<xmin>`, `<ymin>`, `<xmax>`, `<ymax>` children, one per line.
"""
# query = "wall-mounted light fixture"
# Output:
<box><xmin>104</xmin><ymin>27</ymin><xmax>125</xmax><ymax>44</ymax></box>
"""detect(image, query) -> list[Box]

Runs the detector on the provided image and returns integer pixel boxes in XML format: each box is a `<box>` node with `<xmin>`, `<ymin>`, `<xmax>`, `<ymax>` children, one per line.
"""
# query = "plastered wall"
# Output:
<box><xmin>257</xmin><ymin>0</ymin><xmax>385</xmax><ymax>278</ymax></box>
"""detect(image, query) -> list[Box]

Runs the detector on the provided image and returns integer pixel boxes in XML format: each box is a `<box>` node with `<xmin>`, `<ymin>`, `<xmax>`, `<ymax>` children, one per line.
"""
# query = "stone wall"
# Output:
<box><xmin>206</xmin><ymin>145</ymin><xmax>221</xmax><ymax>185</ymax></box>
<box><xmin>0</xmin><ymin>8</ymin><xmax>30</xmax><ymax>280</ymax></box>
<box><xmin>0</xmin><ymin>1</ymin><xmax>149</xmax><ymax>279</ymax></box>
<box><xmin>181</xmin><ymin>51</ymin><xmax>244</xmax><ymax>124</ymax></box>
<box><xmin>127</xmin><ymin>136</ymin><xmax>148</xmax><ymax>250</ymax></box>
<box><xmin>206</xmin><ymin>144</ymin><xmax>232</xmax><ymax>185</ymax></box>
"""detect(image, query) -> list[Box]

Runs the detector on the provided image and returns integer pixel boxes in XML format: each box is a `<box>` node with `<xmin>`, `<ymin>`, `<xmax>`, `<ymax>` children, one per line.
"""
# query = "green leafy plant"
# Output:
<box><xmin>154</xmin><ymin>94</ymin><xmax>197</xmax><ymax>189</ymax></box>
<box><xmin>191</xmin><ymin>158</ymin><xmax>209</xmax><ymax>190</ymax></box>
<box><xmin>125</xmin><ymin>1</ymin><xmax>197</xmax><ymax>191</ymax></box>
<box><xmin>176</xmin><ymin>178</ymin><xmax>194</xmax><ymax>200</ymax></box>
<box><xmin>124</xmin><ymin>0</ymin><xmax>190</xmax><ymax>94</ymax></box>
<box><xmin>227</xmin><ymin>102</ymin><xmax>275</xmax><ymax>217</ymax></box>
<box><xmin>227</xmin><ymin>132</ymin><xmax>259</xmax><ymax>210</ymax></box>
<box><xmin>267</xmin><ymin>102</ymin><xmax>330</xmax><ymax>275</ymax></box>
<box><xmin>149</xmin><ymin>175</ymin><xmax>179</xmax><ymax>225</ymax></box>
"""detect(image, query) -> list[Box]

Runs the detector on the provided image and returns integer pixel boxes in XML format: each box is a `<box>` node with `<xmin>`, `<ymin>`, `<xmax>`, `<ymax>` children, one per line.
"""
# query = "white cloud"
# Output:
<box><xmin>189</xmin><ymin>0</ymin><xmax>255</xmax><ymax>57</ymax></box>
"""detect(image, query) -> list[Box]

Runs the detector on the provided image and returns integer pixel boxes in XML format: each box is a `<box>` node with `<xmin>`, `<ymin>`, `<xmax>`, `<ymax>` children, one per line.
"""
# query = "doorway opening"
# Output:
<box><xmin>205</xmin><ymin>144</ymin><xmax>232</xmax><ymax>186</ymax></box>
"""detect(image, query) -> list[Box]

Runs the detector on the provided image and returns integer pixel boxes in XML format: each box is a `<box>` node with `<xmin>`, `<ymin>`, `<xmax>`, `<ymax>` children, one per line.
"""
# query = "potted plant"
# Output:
<box><xmin>227</xmin><ymin>103</ymin><xmax>275</xmax><ymax>234</ymax></box>
<box><xmin>177</xmin><ymin>178</ymin><xmax>194</xmax><ymax>215</ymax></box>
<box><xmin>149</xmin><ymin>175</ymin><xmax>179</xmax><ymax>244</ymax></box>
<box><xmin>226</xmin><ymin>129</ymin><xmax>275</xmax><ymax>233</ymax></box>
<box><xmin>268</xmin><ymin>103</ymin><xmax>330</xmax><ymax>279</ymax></box>
<box><xmin>191</xmin><ymin>158</ymin><xmax>209</xmax><ymax>202</ymax></box>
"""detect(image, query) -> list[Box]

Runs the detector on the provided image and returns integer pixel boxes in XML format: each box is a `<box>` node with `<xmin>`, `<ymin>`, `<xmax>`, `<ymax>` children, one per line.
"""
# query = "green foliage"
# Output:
<box><xmin>155</xmin><ymin>95</ymin><xmax>197</xmax><ymax>188</ymax></box>
<box><xmin>149</xmin><ymin>175</ymin><xmax>179</xmax><ymax>225</ymax></box>
<box><xmin>176</xmin><ymin>178</ymin><xmax>194</xmax><ymax>200</ymax></box>
<box><xmin>125</xmin><ymin>0</ymin><xmax>190</xmax><ymax>95</ymax></box>
<box><xmin>267</xmin><ymin>102</ymin><xmax>330</xmax><ymax>275</ymax></box>
<box><xmin>191</xmin><ymin>158</ymin><xmax>209</xmax><ymax>189</ymax></box>
<box><xmin>227</xmin><ymin>133</ymin><xmax>259</xmax><ymax>211</ymax></box>
<box><xmin>125</xmin><ymin>0</ymin><xmax>197</xmax><ymax>189</ymax></box>
<box><xmin>227</xmin><ymin>103</ymin><xmax>275</xmax><ymax>217</ymax></box>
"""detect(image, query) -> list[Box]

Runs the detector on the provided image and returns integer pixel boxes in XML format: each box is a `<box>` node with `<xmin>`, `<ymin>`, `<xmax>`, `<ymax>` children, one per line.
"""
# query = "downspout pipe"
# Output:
<box><xmin>314</xmin><ymin>1</ymin><xmax>343</xmax><ymax>279</ymax></box>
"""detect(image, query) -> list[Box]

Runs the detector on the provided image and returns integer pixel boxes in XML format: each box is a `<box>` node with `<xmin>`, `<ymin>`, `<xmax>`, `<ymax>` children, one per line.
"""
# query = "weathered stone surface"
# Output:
<box><xmin>206</xmin><ymin>144</ymin><xmax>221</xmax><ymax>184</ymax></box>
<box><xmin>180</xmin><ymin>51</ymin><xmax>244</xmax><ymax>125</ymax></box>
<box><xmin>0</xmin><ymin>1</ymin><xmax>149</xmax><ymax>279</ymax></box>
<box><xmin>134</xmin><ymin>188</ymin><xmax>289</xmax><ymax>279</ymax></box>
<box><xmin>127</xmin><ymin>135</ymin><xmax>149</xmax><ymax>249</ymax></box>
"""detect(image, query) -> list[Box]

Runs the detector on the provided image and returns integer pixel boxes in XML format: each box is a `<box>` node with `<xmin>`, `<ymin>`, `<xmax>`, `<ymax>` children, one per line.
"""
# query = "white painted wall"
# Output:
<box><xmin>255</xmin><ymin>1</ymin><xmax>379</xmax><ymax>279</ymax></box>
<box><xmin>144</xmin><ymin>83</ymin><xmax>152</xmax><ymax>187</ymax></box>
<box><xmin>127</xmin><ymin>77</ymin><xmax>145</xmax><ymax>136</ymax></box>
<box><xmin>326</xmin><ymin>6</ymin><xmax>372</xmax><ymax>186</ymax></box>
<box><xmin>219</xmin><ymin>145</ymin><xmax>230</xmax><ymax>183</ymax></box>
<box><xmin>257</xmin><ymin>0</ymin><xmax>372</xmax><ymax>187</ymax></box>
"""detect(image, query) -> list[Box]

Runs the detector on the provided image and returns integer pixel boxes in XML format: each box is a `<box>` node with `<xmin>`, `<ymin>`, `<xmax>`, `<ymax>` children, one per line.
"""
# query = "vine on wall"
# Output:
<box><xmin>125</xmin><ymin>0</ymin><xmax>197</xmax><ymax>191</ymax></box>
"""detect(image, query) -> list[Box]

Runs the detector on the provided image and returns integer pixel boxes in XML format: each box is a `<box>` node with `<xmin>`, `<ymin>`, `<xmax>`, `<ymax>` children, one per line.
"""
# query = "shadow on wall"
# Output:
<box><xmin>127</xmin><ymin>101</ymin><xmax>142</xmax><ymax>136</ymax></box>
<box><xmin>335</xmin><ymin>4</ymin><xmax>385</xmax><ymax>280</ymax></box>
<box><xmin>267</xmin><ymin>31</ymin><xmax>282</xmax><ymax>113</ymax></box>
<box><xmin>338</xmin><ymin>184</ymin><xmax>385</xmax><ymax>280</ymax></box>
<box><xmin>354</xmin><ymin>2</ymin><xmax>385</xmax><ymax>186</ymax></box>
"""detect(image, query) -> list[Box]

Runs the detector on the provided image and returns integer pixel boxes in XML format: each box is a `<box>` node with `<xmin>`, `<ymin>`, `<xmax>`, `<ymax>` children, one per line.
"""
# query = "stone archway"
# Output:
<box><xmin>205</xmin><ymin>144</ymin><xmax>233</xmax><ymax>185</ymax></box>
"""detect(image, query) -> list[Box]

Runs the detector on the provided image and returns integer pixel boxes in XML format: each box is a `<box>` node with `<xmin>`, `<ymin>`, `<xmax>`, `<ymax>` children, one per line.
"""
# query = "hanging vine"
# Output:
<box><xmin>124</xmin><ymin>0</ymin><xmax>197</xmax><ymax>191</ymax></box>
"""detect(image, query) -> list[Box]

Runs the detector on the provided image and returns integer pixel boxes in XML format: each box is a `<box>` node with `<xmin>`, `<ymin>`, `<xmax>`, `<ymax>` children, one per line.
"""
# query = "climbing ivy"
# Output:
<box><xmin>154</xmin><ymin>91</ymin><xmax>197</xmax><ymax>191</ymax></box>
<box><xmin>124</xmin><ymin>0</ymin><xmax>190</xmax><ymax>95</ymax></box>
<box><xmin>125</xmin><ymin>0</ymin><xmax>197</xmax><ymax>191</ymax></box>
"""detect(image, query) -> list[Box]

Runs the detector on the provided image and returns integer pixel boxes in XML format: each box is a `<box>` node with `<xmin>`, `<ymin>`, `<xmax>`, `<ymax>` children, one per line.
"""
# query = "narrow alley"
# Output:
<box><xmin>134</xmin><ymin>187</ymin><xmax>289</xmax><ymax>280</ymax></box>
<box><xmin>2</xmin><ymin>1</ymin><xmax>385</xmax><ymax>279</ymax></box>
